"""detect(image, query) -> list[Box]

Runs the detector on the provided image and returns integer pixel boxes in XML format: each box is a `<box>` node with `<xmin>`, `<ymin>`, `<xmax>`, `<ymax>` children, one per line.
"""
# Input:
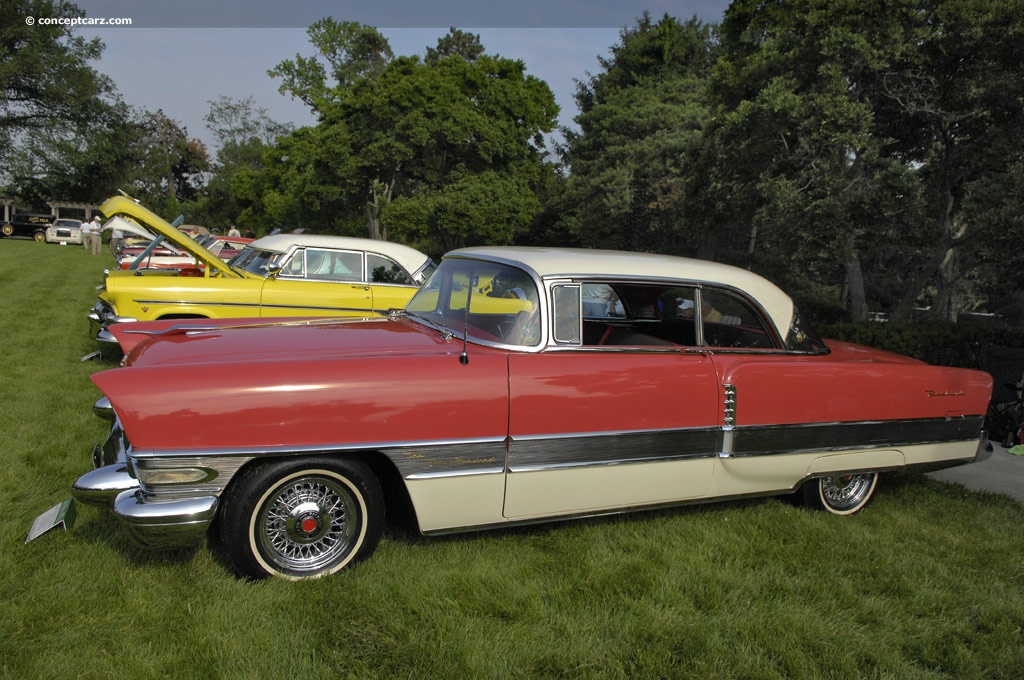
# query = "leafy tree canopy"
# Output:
<box><xmin>0</xmin><ymin>0</ymin><xmax>115</xmax><ymax>180</ymax></box>
<box><xmin>265</xmin><ymin>26</ymin><xmax>558</xmax><ymax>254</ymax></box>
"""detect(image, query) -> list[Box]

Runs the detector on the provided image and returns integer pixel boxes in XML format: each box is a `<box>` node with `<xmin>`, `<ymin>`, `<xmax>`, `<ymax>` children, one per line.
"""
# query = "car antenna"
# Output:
<box><xmin>460</xmin><ymin>275</ymin><xmax>472</xmax><ymax>365</ymax></box>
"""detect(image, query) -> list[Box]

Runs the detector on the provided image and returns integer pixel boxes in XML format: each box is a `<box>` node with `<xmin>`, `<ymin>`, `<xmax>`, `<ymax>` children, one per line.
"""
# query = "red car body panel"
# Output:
<box><xmin>96</xmin><ymin>318</ymin><xmax>991</xmax><ymax>456</ymax></box>
<box><xmin>712</xmin><ymin>341</ymin><xmax>992</xmax><ymax>426</ymax></box>
<box><xmin>93</xmin><ymin>319</ymin><xmax>511</xmax><ymax>452</ymax></box>
<box><xmin>509</xmin><ymin>352</ymin><xmax>721</xmax><ymax>434</ymax></box>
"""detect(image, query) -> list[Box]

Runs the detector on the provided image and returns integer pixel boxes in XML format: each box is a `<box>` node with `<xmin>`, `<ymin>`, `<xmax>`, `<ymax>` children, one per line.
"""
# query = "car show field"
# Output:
<box><xmin>3</xmin><ymin>236</ymin><xmax>1024</xmax><ymax>677</ymax></box>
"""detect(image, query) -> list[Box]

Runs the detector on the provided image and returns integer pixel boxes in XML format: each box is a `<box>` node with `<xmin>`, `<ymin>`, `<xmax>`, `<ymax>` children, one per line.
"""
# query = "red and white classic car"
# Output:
<box><xmin>71</xmin><ymin>247</ymin><xmax>993</xmax><ymax>580</ymax></box>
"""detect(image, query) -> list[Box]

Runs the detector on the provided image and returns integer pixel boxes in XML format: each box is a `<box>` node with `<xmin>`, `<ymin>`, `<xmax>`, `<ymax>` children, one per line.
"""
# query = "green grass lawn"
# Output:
<box><xmin>2</xmin><ymin>236</ymin><xmax>1023</xmax><ymax>678</ymax></box>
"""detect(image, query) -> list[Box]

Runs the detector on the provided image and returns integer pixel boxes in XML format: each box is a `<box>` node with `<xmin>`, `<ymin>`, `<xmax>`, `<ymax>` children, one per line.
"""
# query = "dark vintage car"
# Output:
<box><xmin>1</xmin><ymin>213</ymin><xmax>56</xmax><ymax>242</ymax></box>
<box><xmin>70</xmin><ymin>247</ymin><xmax>993</xmax><ymax>580</ymax></box>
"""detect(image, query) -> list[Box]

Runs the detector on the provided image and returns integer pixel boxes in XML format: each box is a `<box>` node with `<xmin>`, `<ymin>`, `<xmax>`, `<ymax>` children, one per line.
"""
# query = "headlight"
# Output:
<box><xmin>135</xmin><ymin>466</ymin><xmax>216</xmax><ymax>487</ymax></box>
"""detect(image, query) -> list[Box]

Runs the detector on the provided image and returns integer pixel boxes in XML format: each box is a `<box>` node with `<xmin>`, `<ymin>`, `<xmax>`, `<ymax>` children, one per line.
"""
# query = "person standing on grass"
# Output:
<box><xmin>105</xmin><ymin>219</ymin><xmax>123</xmax><ymax>257</ymax></box>
<box><xmin>80</xmin><ymin>216</ymin><xmax>93</xmax><ymax>251</ymax></box>
<box><xmin>89</xmin><ymin>215</ymin><xmax>103</xmax><ymax>255</ymax></box>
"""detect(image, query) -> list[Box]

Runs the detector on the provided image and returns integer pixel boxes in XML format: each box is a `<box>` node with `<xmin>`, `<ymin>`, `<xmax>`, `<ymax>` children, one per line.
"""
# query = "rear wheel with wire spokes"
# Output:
<box><xmin>801</xmin><ymin>472</ymin><xmax>879</xmax><ymax>515</ymax></box>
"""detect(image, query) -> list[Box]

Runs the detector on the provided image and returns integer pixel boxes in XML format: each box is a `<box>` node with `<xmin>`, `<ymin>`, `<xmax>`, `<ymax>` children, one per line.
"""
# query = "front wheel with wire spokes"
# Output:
<box><xmin>801</xmin><ymin>472</ymin><xmax>879</xmax><ymax>515</ymax></box>
<box><xmin>219</xmin><ymin>457</ymin><xmax>383</xmax><ymax>580</ymax></box>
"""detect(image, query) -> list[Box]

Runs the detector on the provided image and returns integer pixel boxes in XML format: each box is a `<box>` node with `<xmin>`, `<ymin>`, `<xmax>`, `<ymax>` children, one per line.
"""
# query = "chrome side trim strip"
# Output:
<box><xmin>128</xmin><ymin>435</ymin><xmax>508</xmax><ymax>461</ymax></box>
<box><xmin>509</xmin><ymin>428</ymin><xmax>720</xmax><ymax>472</ymax></box>
<box><xmin>730</xmin><ymin>416</ymin><xmax>985</xmax><ymax>457</ymax></box>
<box><xmin>130</xmin><ymin>298</ymin><xmax>389</xmax><ymax>316</ymax></box>
<box><xmin>122</xmin><ymin>417</ymin><xmax>984</xmax><ymax>482</ymax></box>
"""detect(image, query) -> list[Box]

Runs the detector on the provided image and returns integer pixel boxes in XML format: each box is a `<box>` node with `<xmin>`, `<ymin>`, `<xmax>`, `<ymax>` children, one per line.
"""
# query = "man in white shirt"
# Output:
<box><xmin>80</xmin><ymin>216</ymin><xmax>94</xmax><ymax>251</ymax></box>
<box><xmin>88</xmin><ymin>215</ymin><xmax>103</xmax><ymax>255</ymax></box>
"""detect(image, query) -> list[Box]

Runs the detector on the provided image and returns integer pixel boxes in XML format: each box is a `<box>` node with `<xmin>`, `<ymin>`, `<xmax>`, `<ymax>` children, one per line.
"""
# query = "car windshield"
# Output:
<box><xmin>405</xmin><ymin>259</ymin><xmax>542</xmax><ymax>347</ymax></box>
<box><xmin>229</xmin><ymin>247</ymin><xmax>285</xmax><ymax>276</ymax></box>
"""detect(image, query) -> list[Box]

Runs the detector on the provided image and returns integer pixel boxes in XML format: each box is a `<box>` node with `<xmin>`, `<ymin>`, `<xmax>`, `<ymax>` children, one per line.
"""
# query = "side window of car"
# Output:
<box><xmin>580</xmin><ymin>283</ymin><xmax>695</xmax><ymax>347</ymax></box>
<box><xmin>280</xmin><ymin>249</ymin><xmax>306</xmax><ymax>277</ymax></box>
<box><xmin>552</xmin><ymin>284</ymin><xmax>582</xmax><ymax>344</ymax></box>
<box><xmin>367</xmin><ymin>253</ymin><xmax>415</xmax><ymax>285</ymax></box>
<box><xmin>700</xmin><ymin>289</ymin><xmax>775</xmax><ymax>349</ymax></box>
<box><xmin>582</xmin><ymin>283</ymin><xmax>624</xmax><ymax>318</ymax></box>
<box><xmin>305</xmin><ymin>249</ymin><xmax>363</xmax><ymax>282</ymax></box>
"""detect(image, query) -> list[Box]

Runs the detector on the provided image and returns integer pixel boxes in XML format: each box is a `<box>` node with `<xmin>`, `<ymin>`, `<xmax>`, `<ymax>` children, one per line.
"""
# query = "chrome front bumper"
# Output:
<box><xmin>72</xmin><ymin>415</ymin><xmax>218</xmax><ymax>550</ymax></box>
<box><xmin>71</xmin><ymin>461</ymin><xmax>217</xmax><ymax>550</ymax></box>
<box><xmin>87</xmin><ymin>300</ymin><xmax>136</xmax><ymax>343</ymax></box>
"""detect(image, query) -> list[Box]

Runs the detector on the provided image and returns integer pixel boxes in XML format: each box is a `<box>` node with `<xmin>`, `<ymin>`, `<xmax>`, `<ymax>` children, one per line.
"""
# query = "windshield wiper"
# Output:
<box><xmin>399</xmin><ymin>309</ymin><xmax>456</xmax><ymax>339</ymax></box>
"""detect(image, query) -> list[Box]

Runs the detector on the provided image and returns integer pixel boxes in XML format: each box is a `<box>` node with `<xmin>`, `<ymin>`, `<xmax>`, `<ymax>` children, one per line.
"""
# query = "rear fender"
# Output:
<box><xmin>806</xmin><ymin>449</ymin><xmax>905</xmax><ymax>476</ymax></box>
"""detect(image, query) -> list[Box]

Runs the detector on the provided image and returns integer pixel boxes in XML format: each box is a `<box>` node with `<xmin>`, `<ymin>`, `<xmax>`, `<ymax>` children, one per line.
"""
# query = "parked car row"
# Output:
<box><xmin>57</xmin><ymin>194</ymin><xmax>994</xmax><ymax>580</ymax></box>
<box><xmin>87</xmin><ymin>197</ymin><xmax>435</xmax><ymax>350</ymax></box>
<box><xmin>114</xmin><ymin>232</ymin><xmax>253</xmax><ymax>271</ymax></box>
<box><xmin>1</xmin><ymin>213</ymin><xmax>80</xmax><ymax>243</ymax></box>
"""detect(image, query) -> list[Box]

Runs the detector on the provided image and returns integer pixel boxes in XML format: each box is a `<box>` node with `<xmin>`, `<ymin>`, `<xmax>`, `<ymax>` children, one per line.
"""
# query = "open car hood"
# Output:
<box><xmin>98</xmin><ymin>195</ymin><xmax>235</xmax><ymax>276</ymax></box>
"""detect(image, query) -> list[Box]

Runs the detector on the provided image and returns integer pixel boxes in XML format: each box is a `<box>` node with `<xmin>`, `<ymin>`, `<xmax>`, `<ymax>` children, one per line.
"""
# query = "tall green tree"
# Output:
<box><xmin>344</xmin><ymin>52</ymin><xmax>557</xmax><ymax>249</ymax></box>
<box><xmin>708</xmin><ymin>0</ymin><xmax>1024</xmax><ymax>322</ymax></box>
<box><xmin>266</xmin><ymin>27</ymin><xmax>558</xmax><ymax>253</ymax></box>
<box><xmin>118</xmin><ymin>110</ymin><xmax>209</xmax><ymax>217</ymax></box>
<box><xmin>196</xmin><ymin>96</ymin><xmax>292</xmax><ymax>232</ymax></box>
<box><xmin>6</xmin><ymin>100</ymin><xmax>141</xmax><ymax>202</ymax></box>
<box><xmin>873</xmin><ymin>0</ymin><xmax>1024</xmax><ymax>321</ymax></box>
<box><xmin>268</xmin><ymin>19</ymin><xmax>393</xmax><ymax>113</ymax></box>
<box><xmin>0</xmin><ymin>0</ymin><xmax>116</xmax><ymax>182</ymax></box>
<box><xmin>558</xmin><ymin>14</ymin><xmax>720</xmax><ymax>256</ymax></box>
<box><xmin>711</xmin><ymin>0</ymin><xmax>928</xmax><ymax>321</ymax></box>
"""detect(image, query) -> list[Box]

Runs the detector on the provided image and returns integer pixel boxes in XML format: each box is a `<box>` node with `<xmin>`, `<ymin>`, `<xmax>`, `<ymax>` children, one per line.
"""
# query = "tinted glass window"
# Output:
<box><xmin>700</xmin><ymin>289</ymin><xmax>775</xmax><ymax>349</ymax></box>
<box><xmin>368</xmin><ymin>253</ymin><xmax>414</xmax><ymax>285</ymax></box>
<box><xmin>580</xmin><ymin>283</ymin><xmax>695</xmax><ymax>347</ymax></box>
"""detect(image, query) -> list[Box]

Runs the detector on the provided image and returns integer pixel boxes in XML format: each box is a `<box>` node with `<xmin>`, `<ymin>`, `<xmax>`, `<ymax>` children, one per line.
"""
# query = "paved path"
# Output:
<box><xmin>927</xmin><ymin>443</ymin><xmax>1024</xmax><ymax>503</ymax></box>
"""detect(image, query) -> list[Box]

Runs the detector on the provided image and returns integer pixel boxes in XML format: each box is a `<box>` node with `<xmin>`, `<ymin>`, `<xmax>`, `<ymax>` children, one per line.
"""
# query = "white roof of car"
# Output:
<box><xmin>447</xmin><ymin>246</ymin><xmax>796</xmax><ymax>336</ymax></box>
<box><xmin>249</xmin><ymin>233</ymin><xmax>431</xmax><ymax>273</ymax></box>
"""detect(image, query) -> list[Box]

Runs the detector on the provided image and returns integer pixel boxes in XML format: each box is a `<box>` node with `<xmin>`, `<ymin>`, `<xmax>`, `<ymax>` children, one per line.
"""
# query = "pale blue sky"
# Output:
<box><xmin>70</xmin><ymin>1</ymin><xmax>732</xmax><ymax>149</ymax></box>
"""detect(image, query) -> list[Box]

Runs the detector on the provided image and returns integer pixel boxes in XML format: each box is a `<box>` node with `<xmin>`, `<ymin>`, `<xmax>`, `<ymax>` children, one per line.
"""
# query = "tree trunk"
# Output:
<box><xmin>365</xmin><ymin>177</ymin><xmax>394</xmax><ymax>240</ymax></box>
<box><xmin>843</xmin><ymin>234</ymin><xmax>868</xmax><ymax>322</ymax></box>
<box><xmin>891</xmin><ymin>177</ymin><xmax>970</xmax><ymax>322</ymax></box>
<box><xmin>929</xmin><ymin>246</ymin><xmax>960</xmax><ymax>322</ymax></box>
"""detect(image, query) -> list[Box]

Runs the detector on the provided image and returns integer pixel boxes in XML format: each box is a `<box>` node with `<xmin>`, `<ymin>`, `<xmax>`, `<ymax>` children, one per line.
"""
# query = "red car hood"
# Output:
<box><xmin>125</xmin><ymin>316</ymin><xmax>458</xmax><ymax>367</ymax></box>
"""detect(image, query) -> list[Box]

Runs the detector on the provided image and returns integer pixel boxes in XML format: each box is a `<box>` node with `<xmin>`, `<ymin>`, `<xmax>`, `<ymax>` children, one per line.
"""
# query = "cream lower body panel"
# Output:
<box><xmin>403</xmin><ymin>437</ymin><xmax>983</xmax><ymax>534</ymax></box>
<box><xmin>502</xmin><ymin>457</ymin><xmax>716</xmax><ymax>520</ymax></box>
<box><xmin>405</xmin><ymin>471</ymin><xmax>508</xmax><ymax>533</ymax></box>
<box><xmin>407</xmin><ymin>457</ymin><xmax>716</xmax><ymax>532</ymax></box>
<box><xmin>713</xmin><ymin>439</ymin><xmax>979</xmax><ymax>498</ymax></box>
<box><xmin>712</xmin><ymin>449</ymin><xmax>903</xmax><ymax>498</ymax></box>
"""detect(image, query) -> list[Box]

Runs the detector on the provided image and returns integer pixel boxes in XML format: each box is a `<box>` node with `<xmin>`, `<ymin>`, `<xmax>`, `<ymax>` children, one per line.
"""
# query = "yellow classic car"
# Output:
<box><xmin>87</xmin><ymin>196</ymin><xmax>435</xmax><ymax>348</ymax></box>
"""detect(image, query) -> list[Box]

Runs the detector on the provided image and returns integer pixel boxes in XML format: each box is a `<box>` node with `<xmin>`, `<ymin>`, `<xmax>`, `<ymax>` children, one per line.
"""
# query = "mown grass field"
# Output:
<box><xmin>1</xmin><ymin>236</ymin><xmax>1023</xmax><ymax>678</ymax></box>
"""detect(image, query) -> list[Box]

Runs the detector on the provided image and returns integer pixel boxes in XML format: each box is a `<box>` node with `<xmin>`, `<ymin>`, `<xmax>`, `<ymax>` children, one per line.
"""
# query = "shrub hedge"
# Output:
<box><xmin>820</xmin><ymin>320</ymin><xmax>1024</xmax><ymax>369</ymax></box>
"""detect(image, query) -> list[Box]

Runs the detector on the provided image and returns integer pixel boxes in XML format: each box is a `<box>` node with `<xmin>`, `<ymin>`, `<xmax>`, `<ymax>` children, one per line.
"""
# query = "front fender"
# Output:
<box><xmin>91</xmin><ymin>351</ymin><xmax>511</xmax><ymax>455</ymax></box>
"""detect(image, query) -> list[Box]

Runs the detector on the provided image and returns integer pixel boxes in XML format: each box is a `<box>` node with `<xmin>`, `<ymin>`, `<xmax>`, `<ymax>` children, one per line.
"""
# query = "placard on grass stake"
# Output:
<box><xmin>26</xmin><ymin>499</ymin><xmax>77</xmax><ymax>543</ymax></box>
